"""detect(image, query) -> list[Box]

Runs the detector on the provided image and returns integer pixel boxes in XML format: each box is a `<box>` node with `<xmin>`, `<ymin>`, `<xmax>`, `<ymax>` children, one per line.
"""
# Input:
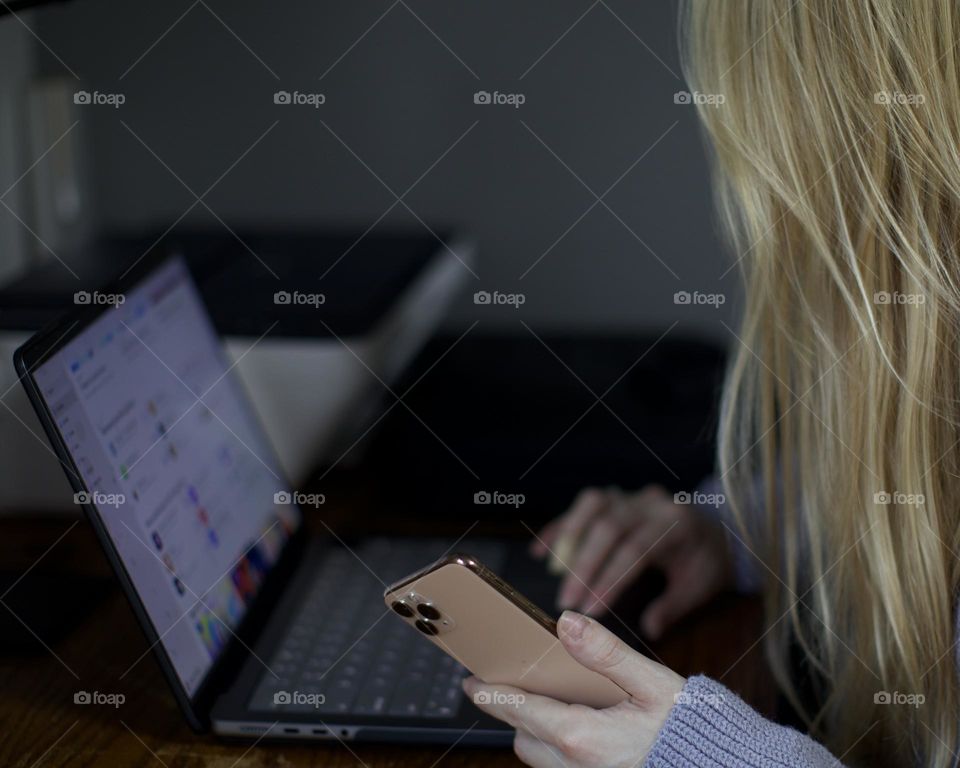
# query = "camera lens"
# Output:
<box><xmin>416</xmin><ymin>603</ymin><xmax>442</xmax><ymax>620</ymax></box>
<box><xmin>391</xmin><ymin>600</ymin><xmax>414</xmax><ymax>617</ymax></box>
<box><xmin>415</xmin><ymin>619</ymin><xmax>439</xmax><ymax>636</ymax></box>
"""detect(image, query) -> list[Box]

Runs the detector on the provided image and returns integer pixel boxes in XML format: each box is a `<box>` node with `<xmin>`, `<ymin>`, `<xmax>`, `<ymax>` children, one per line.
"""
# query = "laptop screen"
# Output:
<box><xmin>31</xmin><ymin>256</ymin><xmax>301</xmax><ymax>696</ymax></box>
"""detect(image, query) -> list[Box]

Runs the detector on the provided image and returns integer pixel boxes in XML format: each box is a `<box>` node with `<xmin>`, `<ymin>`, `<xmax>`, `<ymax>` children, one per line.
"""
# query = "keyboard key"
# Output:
<box><xmin>249</xmin><ymin>538</ymin><xmax>505</xmax><ymax>719</ymax></box>
<box><xmin>354</xmin><ymin>675</ymin><xmax>394</xmax><ymax>715</ymax></box>
<box><xmin>387</xmin><ymin>683</ymin><xmax>429</xmax><ymax>717</ymax></box>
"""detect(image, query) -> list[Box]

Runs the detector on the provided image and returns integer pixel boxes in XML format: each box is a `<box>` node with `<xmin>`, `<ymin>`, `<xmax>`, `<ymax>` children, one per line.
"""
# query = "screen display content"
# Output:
<box><xmin>32</xmin><ymin>258</ymin><xmax>301</xmax><ymax>695</ymax></box>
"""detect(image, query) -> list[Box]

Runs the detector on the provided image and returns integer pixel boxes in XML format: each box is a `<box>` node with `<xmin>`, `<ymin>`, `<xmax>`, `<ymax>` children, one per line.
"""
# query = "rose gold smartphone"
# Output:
<box><xmin>383</xmin><ymin>553</ymin><xmax>629</xmax><ymax>709</ymax></box>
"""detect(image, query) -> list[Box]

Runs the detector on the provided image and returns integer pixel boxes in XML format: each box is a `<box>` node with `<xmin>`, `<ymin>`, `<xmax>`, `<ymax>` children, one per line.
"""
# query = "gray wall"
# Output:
<box><xmin>0</xmin><ymin>21</ymin><xmax>33</xmax><ymax>282</ymax></box>
<box><xmin>30</xmin><ymin>0</ymin><xmax>738</xmax><ymax>336</ymax></box>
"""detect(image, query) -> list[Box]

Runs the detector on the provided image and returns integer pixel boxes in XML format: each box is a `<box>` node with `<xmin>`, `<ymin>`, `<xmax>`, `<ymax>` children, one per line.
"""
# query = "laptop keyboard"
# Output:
<box><xmin>249</xmin><ymin>539</ymin><xmax>505</xmax><ymax>719</ymax></box>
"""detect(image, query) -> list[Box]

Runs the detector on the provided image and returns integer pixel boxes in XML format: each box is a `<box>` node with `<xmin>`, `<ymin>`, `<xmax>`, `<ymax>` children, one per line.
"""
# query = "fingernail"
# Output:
<box><xmin>461</xmin><ymin>676</ymin><xmax>475</xmax><ymax>694</ymax></box>
<box><xmin>559</xmin><ymin>610</ymin><xmax>588</xmax><ymax>641</ymax></box>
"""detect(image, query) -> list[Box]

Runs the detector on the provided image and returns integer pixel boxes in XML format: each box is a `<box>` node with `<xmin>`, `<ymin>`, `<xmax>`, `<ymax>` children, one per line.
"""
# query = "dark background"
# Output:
<box><xmin>0</xmin><ymin>0</ymin><xmax>740</xmax><ymax>522</ymax></box>
<box><xmin>18</xmin><ymin>0</ymin><xmax>737</xmax><ymax>335</ymax></box>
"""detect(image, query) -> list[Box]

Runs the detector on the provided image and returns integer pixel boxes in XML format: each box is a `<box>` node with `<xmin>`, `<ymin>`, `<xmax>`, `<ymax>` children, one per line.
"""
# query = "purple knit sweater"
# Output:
<box><xmin>641</xmin><ymin>477</ymin><xmax>947</xmax><ymax>767</ymax></box>
<box><xmin>644</xmin><ymin>675</ymin><xmax>842</xmax><ymax>766</ymax></box>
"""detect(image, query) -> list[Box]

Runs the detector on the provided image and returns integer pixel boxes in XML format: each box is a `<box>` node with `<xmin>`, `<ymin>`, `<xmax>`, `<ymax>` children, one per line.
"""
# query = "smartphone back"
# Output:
<box><xmin>383</xmin><ymin>555</ymin><xmax>628</xmax><ymax>709</ymax></box>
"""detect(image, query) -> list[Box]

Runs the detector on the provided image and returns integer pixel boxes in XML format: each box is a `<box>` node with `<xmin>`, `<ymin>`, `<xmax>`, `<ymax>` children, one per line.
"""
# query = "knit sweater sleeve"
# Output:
<box><xmin>644</xmin><ymin>676</ymin><xmax>844</xmax><ymax>767</ymax></box>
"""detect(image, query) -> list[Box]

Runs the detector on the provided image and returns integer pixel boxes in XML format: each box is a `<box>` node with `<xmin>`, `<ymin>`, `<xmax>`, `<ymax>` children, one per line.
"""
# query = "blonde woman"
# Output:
<box><xmin>464</xmin><ymin>1</ymin><xmax>960</xmax><ymax>765</ymax></box>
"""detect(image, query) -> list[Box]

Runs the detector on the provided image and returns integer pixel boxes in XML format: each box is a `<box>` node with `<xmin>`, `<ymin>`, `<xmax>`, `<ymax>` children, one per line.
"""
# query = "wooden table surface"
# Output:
<box><xmin>0</xmin><ymin>516</ymin><xmax>774</xmax><ymax>767</ymax></box>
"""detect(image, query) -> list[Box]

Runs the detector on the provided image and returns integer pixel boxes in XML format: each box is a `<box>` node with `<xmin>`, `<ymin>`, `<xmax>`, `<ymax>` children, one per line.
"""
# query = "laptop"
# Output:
<box><xmin>14</xmin><ymin>249</ymin><xmax>531</xmax><ymax>745</ymax></box>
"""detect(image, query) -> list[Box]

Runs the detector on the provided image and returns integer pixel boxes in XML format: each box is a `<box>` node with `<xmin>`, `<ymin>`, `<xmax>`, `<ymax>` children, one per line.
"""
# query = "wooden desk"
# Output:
<box><xmin>0</xmin><ymin>516</ymin><xmax>773</xmax><ymax>767</ymax></box>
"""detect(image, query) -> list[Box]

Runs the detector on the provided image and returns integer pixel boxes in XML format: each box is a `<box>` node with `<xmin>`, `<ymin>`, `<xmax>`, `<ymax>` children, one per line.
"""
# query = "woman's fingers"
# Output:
<box><xmin>557</xmin><ymin>611</ymin><xmax>664</xmax><ymax>700</ymax></box>
<box><xmin>513</xmin><ymin>730</ymin><xmax>571</xmax><ymax>768</ymax></box>
<box><xmin>530</xmin><ymin>489</ymin><xmax>607</xmax><ymax>560</ymax></box>
<box><xmin>528</xmin><ymin>519</ymin><xmax>560</xmax><ymax>558</ymax></box>
<box><xmin>579</xmin><ymin>527</ymin><xmax>662</xmax><ymax>616</ymax></box>
<box><xmin>462</xmin><ymin>677</ymin><xmax>574</xmax><ymax>738</ymax></box>
<box><xmin>554</xmin><ymin>488</ymin><xmax>608</xmax><ymax>545</ymax></box>
<box><xmin>557</xmin><ymin>512</ymin><xmax>621</xmax><ymax>609</ymax></box>
<box><xmin>640</xmin><ymin>572</ymin><xmax>708</xmax><ymax>640</ymax></box>
<box><xmin>532</xmin><ymin>488</ymin><xmax>610</xmax><ymax>571</ymax></box>
<box><xmin>535</xmin><ymin>485</ymin><xmax>676</xmax><ymax>613</ymax></box>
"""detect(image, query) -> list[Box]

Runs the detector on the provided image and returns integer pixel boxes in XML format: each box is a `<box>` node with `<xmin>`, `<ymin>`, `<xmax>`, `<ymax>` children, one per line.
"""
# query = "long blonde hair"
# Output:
<box><xmin>682</xmin><ymin>1</ymin><xmax>960</xmax><ymax>764</ymax></box>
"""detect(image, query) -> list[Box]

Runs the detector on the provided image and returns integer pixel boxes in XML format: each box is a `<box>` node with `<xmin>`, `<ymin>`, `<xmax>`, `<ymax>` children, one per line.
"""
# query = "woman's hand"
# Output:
<box><xmin>531</xmin><ymin>484</ymin><xmax>734</xmax><ymax>639</ymax></box>
<box><xmin>464</xmin><ymin>611</ymin><xmax>685</xmax><ymax>768</ymax></box>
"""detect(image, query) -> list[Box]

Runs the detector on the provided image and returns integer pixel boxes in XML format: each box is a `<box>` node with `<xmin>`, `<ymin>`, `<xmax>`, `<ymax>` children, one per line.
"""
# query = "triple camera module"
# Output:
<box><xmin>390</xmin><ymin>592</ymin><xmax>454</xmax><ymax>636</ymax></box>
